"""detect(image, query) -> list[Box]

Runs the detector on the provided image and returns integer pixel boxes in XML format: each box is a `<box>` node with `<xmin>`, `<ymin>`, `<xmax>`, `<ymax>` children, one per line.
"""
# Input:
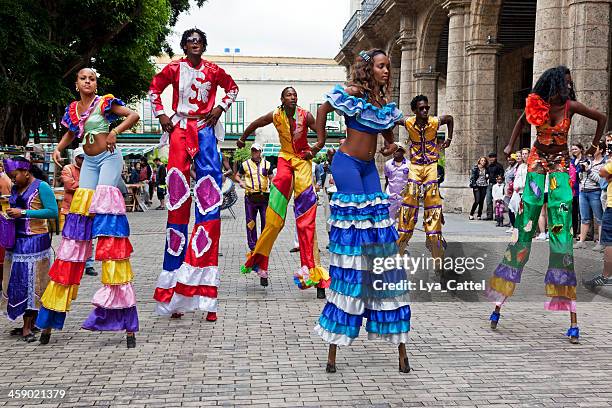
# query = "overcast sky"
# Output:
<box><xmin>170</xmin><ymin>0</ymin><xmax>350</xmax><ymax>58</ymax></box>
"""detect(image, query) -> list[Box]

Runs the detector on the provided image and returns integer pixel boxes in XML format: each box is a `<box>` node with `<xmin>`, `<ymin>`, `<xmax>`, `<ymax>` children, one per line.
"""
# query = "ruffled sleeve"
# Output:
<box><xmin>61</xmin><ymin>101</ymin><xmax>81</xmax><ymax>140</ymax></box>
<box><xmin>99</xmin><ymin>94</ymin><xmax>126</xmax><ymax>122</ymax></box>
<box><xmin>324</xmin><ymin>85</ymin><xmax>403</xmax><ymax>130</ymax></box>
<box><xmin>525</xmin><ymin>93</ymin><xmax>550</xmax><ymax>127</ymax></box>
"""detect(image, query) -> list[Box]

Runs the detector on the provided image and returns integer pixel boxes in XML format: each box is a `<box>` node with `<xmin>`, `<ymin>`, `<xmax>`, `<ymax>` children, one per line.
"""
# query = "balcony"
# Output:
<box><xmin>342</xmin><ymin>10</ymin><xmax>362</xmax><ymax>45</ymax></box>
<box><xmin>361</xmin><ymin>0</ymin><xmax>383</xmax><ymax>20</ymax></box>
<box><xmin>341</xmin><ymin>0</ymin><xmax>384</xmax><ymax>46</ymax></box>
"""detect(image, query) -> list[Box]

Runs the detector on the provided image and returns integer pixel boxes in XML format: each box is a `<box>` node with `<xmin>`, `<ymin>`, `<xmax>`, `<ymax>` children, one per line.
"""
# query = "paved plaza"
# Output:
<box><xmin>1</xmin><ymin>189</ymin><xmax>612</xmax><ymax>407</ymax></box>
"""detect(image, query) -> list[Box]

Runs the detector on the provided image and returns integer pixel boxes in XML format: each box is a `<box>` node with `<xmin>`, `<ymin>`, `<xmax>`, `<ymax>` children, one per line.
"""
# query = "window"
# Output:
<box><xmin>310</xmin><ymin>103</ymin><xmax>334</xmax><ymax>121</ymax></box>
<box><xmin>225</xmin><ymin>101</ymin><xmax>245</xmax><ymax>135</ymax></box>
<box><xmin>142</xmin><ymin>99</ymin><xmax>161</xmax><ymax>133</ymax></box>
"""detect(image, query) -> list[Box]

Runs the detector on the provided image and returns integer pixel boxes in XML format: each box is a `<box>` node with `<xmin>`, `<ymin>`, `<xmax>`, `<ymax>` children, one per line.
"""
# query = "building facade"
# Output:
<box><xmin>136</xmin><ymin>55</ymin><xmax>347</xmax><ymax>156</ymax></box>
<box><xmin>340</xmin><ymin>0</ymin><xmax>612</xmax><ymax>211</ymax></box>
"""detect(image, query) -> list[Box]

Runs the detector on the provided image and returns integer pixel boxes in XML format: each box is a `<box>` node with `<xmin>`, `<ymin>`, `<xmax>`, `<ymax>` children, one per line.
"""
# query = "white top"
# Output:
<box><xmin>492</xmin><ymin>183</ymin><xmax>506</xmax><ymax>201</ymax></box>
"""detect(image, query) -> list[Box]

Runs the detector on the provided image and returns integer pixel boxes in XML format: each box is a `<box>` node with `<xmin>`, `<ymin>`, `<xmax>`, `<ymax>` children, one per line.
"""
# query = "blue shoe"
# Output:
<box><xmin>489</xmin><ymin>311</ymin><xmax>500</xmax><ymax>329</ymax></box>
<box><xmin>566</xmin><ymin>326</ymin><xmax>580</xmax><ymax>344</ymax></box>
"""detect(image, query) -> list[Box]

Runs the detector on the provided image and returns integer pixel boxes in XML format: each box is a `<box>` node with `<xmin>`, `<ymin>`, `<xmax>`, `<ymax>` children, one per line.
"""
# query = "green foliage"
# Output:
<box><xmin>0</xmin><ymin>0</ymin><xmax>207</xmax><ymax>145</ymax></box>
<box><xmin>232</xmin><ymin>143</ymin><xmax>253</xmax><ymax>164</ymax></box>
<box><xmin>312</xmin><ymin>153</ymin><xmax>327</xmax><ymax>164</ymax></box>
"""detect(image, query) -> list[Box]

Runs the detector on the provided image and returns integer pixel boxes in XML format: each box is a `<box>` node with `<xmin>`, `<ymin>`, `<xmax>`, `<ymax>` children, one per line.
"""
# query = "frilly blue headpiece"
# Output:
<box><xmin>359</xmin><ymin>51</ymin><xmax>371</xmax><ymax>62</ymax></box>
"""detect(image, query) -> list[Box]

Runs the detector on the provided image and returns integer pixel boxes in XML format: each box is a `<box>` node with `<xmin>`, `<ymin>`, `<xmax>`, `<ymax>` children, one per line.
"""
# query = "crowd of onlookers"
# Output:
<box><xmin>467</xmin><ymin>132</ymin><xmax>612</xmax><ymax>287</ymax></box>
<box><xmin>123</xmin><ymin>157</ymin><xmax>167</xmax><ymax>209</ymax></box>
<box><xmin>469</xmin><ymin>132</ymin><xmax>612</xmax><ymax>252</ymax></box>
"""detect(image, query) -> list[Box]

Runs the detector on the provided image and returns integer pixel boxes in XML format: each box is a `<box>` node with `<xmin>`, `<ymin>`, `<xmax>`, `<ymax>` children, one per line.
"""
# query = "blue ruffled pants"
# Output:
<box><xmin>314</xmin><ymin>151</ymin><xmax>411</xmax><ymax>346</ymax></box>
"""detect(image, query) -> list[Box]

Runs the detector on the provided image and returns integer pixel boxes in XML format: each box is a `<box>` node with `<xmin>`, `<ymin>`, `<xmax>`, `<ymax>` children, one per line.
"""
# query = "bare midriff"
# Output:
<box><xmin>339</xmin><ymin>129</ymin><xmax>379</xmax><ymax>161</ymax></box>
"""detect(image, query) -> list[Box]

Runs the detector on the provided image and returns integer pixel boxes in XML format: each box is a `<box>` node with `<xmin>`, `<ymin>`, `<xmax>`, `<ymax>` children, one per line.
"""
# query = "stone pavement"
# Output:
<box><xmin>1</xmin><ymin>189</ymin><xmax>612</xmax><ymax>407</ymax></box>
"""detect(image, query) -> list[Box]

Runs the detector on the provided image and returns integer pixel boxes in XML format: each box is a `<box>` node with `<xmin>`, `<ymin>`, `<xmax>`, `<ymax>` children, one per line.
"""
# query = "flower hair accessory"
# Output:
<box><xmin>359</xmin><ymin>50</ymin><xmax>371</xmax><ymax>62</ymax></box>
<box><xmin>525</xmin><ymin>93</ymin><xmax>550</xmax><ymax>127</ymax></box>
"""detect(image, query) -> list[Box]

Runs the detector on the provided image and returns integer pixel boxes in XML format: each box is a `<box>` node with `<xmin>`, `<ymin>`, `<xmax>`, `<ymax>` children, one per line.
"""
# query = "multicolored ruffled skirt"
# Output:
<box><xmin>314</xmin><ymin>152</ymin><xmax>410</xmax><ymax>346</ymax></box>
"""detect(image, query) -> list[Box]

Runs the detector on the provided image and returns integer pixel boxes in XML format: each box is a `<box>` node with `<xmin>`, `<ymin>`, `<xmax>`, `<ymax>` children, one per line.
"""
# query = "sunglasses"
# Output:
<box><xmin>418</xmin><ymin>106</ymin><xmax>430</xmax><ymax>111</ymax></box>
<box><xmin>186</xmin><ymin>37</ymin><xmax>202</xmax><ymax>44</ymax></box>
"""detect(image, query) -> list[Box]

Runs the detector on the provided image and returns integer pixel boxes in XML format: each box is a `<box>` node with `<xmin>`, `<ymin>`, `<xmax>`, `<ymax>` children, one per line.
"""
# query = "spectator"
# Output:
<box><xmin>0</xmin><ymin>160</ymin><xmax>11</xmax><ymax>195</ymax></box>
<box><xmin>153</xmin><ymin>157</ymin><xmax>167</xmax><ymax>210</ymax></box>
<box><xmin>469</xmin><ymin>156</ymin><xmax>489</xmax><ymax>220</ymax></box>
<box><xmin>504</xmin><ymin>153</ymin><xmax>518</xmax><ymax>231</ymax></box>
<box><xmin>535</xmin><ymin>175</ymin><xmax>550</xmax><ymax>240</ymax></box>
<box><xmin>139</xmin><ymin>158</ymin><xmax>152</xmax><ymax>205</ymax></box>
<box><xmin>570</xmin><ymin>143</ymin><xmax>585</xmax><ymax>237</ymax></box>
<box><xmin>575</xmin><ymin>141</ymin><xmax>606</xmax><ymax>249</ymax></box>
<box><xmin>492</xmin><ymin>175</ymin><xmax>506</xmax><ymax>227</ymax></box>
<box><xmin>582</xmin><ymin>157</ymin><xmax>612</xmax><ymax>288</ymax></box>
<box><xmin>485</xmin><ymin>152</ymin><xmax>504</xmax><ymax>220</ymax></box>
<box><xmin>129</xmin><ymin>162</ymin><xmax>140</xmax><ymax>184</ymax></box>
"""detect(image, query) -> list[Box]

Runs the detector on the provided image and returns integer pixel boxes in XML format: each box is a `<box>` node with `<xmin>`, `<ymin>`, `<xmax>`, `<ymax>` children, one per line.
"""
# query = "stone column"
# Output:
<box><xmin>465</xmin><ymin>43</ymin><xmax>502</xmax><ymax>162</ymax></box>
<box><xmin>532</xmin><ymin>0</ymin><xmax>564</xmax><ymax>79</ymax></box>
<box><xmin>397</xmin><ymin>27</ymin><xmax>417</xmax><ymax>142</ymax></box>
<box><xmin>441</xmin><ymin>0</ymin><xmax>470</xmax><ymax>212</ymax></box>
<box><xmin>566</xmin><ymin>0</ymin><xmax>611</xmax><ymax>143</ymax></box>
<box><xmin>413</xmin><ymin>71</ymin><xmax>440</xmax><ymax>115</ymax></box>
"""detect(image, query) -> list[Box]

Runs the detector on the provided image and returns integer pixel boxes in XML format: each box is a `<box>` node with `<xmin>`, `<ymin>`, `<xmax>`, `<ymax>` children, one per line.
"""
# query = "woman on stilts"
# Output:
<box><xmin>313</xmin><ymin>49</ymin><xmax>411</xmax><ymax>373</ymax></box>
<box><xmin>486</xmin><ymin>66</ymin><xmax>607</xmax><ymax>343</ymax></box>
<box><xmin>36</xmin><ymin>68</ymin><xmax>141</xmax><ymax>347</ymax></box>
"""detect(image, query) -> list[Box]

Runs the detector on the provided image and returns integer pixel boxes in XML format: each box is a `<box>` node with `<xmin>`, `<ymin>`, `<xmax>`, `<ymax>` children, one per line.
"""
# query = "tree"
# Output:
<box><xmin>0</xmin><ymin>0</ymin><xmax>206</xmax><ymax>146</ymax></box>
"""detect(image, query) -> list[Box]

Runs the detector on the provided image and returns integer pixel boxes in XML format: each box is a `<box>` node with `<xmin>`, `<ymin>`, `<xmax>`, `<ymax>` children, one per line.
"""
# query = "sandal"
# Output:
<box><xmin>21</xmin><ymin>333</ymin><xmax>37</xmax><ymax>343</ymax></box>
<box><xmin>325</xmin><ymin>363</ymin><xmax>336</xmax><ymax>373</ymax></box>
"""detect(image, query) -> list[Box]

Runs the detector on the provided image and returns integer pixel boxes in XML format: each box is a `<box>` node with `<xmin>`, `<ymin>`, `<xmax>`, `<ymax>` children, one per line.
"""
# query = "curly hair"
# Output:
<box><xmin>347</xmin><ymin>49</ymin><xmax>391</xmax><ymax>106</ymax></box>
<box><xmin>410</xmin><ymin>95</ymin><xmax>428</xmax><ymax>111</ymax></box>
<box><xmin>532</xmin><ymin>65</ymin><xmax>575</xmax><ymax>103</ymax></box>
<box><xmin>180</xmin><ymin>28</ymin><xmax>208</xmax><ymax>52</ymax></box>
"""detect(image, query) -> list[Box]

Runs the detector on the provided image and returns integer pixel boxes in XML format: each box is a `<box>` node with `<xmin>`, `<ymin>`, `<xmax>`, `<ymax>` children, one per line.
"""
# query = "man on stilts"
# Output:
<box><xmin>236</xmin><ymin>87</ymin><xmax>330</xmax><ymax>298</ymax></box>
<box><xmin>397</xmin><ymin>95</ymin><xmax>453</xmax><ymax>266</ymax></box>
<box><xmin>150</xmin><ymin>28</ymin><xmax>239</xmax><ymax>321</ymax></box>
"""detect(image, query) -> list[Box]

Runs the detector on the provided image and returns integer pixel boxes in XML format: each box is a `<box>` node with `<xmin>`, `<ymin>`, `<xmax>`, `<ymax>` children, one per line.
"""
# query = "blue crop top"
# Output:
<box><xmin>324</xmin><ymin>85</ymin><xmax>403</xmax><ymax>134</ymax></box>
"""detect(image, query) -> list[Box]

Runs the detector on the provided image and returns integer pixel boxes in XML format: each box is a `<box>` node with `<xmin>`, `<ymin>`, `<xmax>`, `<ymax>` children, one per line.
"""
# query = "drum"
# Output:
<box><xmin>0</xmin><ymin>214</ymin><xmax>15</xmax><ymax>249</ymax></box>
<box><xmin>220</xmin><ymin>179</ymin><xmax>238</xmax><ymax>210</ymax></box>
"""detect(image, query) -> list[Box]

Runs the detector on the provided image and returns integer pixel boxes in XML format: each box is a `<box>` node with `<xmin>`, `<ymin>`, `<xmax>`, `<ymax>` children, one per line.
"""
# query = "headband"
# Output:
<box><xmin>359</xmin><ymin>50</ymin><xmax>371</xmax><ymax>62</ymax></box>
<box><xmin>3</xmin><ymin>158</ymin><xmax>31</xmax><ymax>173</ymax></box>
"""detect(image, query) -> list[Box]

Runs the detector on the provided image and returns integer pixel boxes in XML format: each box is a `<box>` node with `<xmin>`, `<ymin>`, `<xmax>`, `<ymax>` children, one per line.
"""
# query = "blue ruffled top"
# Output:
<box><xmin>325</xmin><ymin>85</ymin><xmax>403</xmax><ymax>133</ymax></box>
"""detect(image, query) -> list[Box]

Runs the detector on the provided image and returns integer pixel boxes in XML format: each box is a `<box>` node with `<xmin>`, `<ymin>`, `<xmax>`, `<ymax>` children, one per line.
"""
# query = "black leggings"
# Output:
<box><xmin>470</xmin><ymin>186</ymin><xmax>488</xmax><ymax>217</ymax></box>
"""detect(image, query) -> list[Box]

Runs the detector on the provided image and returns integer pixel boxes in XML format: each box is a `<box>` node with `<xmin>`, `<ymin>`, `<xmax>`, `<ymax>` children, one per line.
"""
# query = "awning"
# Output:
<box><xmin>118</xmin><ymin>144</ymin><xmax>156</xmax><ymax>157</ymax></box>
<box><xmin>262</xmin><ymin>143</ymin><xmax>340</xmax><ymax>157</ymax></box>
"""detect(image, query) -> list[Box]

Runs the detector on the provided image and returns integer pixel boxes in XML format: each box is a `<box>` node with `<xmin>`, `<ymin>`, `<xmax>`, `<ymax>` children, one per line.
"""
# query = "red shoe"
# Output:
<box><xmin>206</xmin><ymin>312</ymin><xmax>217</xmax><ymax>322</ymax></box>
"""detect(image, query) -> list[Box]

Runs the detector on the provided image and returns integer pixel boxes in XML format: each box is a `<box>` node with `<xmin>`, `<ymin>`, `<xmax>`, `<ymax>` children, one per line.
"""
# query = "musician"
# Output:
<box><xmin>235</xmin><ymin>143</ymin><xmax>272</xmax><ymax>251</ymax></box>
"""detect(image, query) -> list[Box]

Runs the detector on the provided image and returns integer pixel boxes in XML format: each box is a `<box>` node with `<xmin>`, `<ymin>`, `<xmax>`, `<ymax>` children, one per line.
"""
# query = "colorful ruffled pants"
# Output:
<box><xmin>154</xmin><ymin>125</ymin><xmax>222</xmax><ymax>315</ymax></box>
<box><xmin>36</xmin><ymin>150</ymin><xmax>139</xmax><ymax>332</ymax></box>
<box><xmin>2</xmin><ymin>234</ymin><xmax>51</xmax><ymax>321</ymax></box>
<box><xmin>314</xmin><ymin>151</ymin><xmax>411</xmax><ymax>346</ymax></box>
<box><xmin>487</xmin><ymin>147</ymin><xmax>575</xmax><ymax>311</ymax></box>
<box><xmin>242</xmin><ymin>151</ymin><xmax>329</xmax><ymax>289</ymax></box>
<box><xmin>397</xmin><ymin>162</ymin><xmax>445</xmax><ymax>259</ymax></box>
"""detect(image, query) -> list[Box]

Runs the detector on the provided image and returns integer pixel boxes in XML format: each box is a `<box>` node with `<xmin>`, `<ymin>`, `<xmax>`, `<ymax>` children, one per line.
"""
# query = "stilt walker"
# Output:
<box><xmin>486</xmin><ymin>66</ymin><xmax>607</xmax><ymax>343</ymax></box>
<box><xmin>236</xmin><ymin>87</ymin><xmax>330</xmax><ymax>297</ymax></box>
<box><xmin>150</xmin><ymin>29</ymin><xmax>238</xmax><ymax>321</ymax></box>
<box><xmin>35</xmin><ymin>67</ymin><xmax>141</xmax><ymax>347</ymax></box>
<box><xmin>312</xmin><ymin>49</ymin><xmax>411</xmax><ymax>374</ymax></box>
<box><xmin>397</xmin><ymin>95</ymin><xmax>453</xmax><ymax>264</ymax></box>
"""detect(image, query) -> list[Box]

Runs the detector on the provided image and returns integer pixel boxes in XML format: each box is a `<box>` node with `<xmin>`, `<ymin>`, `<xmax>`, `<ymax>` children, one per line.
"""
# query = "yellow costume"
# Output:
<box><xmin>397</xmin><ymin>116</ymin><xmax>445</xmax><ymax>259</ymax></box>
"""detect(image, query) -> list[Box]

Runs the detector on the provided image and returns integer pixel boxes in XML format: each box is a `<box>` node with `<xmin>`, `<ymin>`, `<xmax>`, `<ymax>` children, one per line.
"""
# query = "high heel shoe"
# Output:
<box><xmin>126</xmin><ymin>335</ymin><xmax>136</xmax><ymax>349</ymax></box>
<box><xmin>260</xmin><ymin>277</ymin><xmax>269</xmax><ymax>287</ymax></box>
<box><xmin>399</xmin><ymin>357</ymin><xmax>411</xmax><ymax>373</ymax></box>
<box><xmin>567</xmin><ymin>327</ymin><xmax>580</xmax><ymax>344</ymax></box>
<box><xmin>489</xmin><ymin>311</ymin><xmax>500</xmax><ymax>329</ymax></box>
<box><xmin>325</xmin><ymin>363</ymin><xmax>336</xmax><ymax>373</ymax></box>
<box><xmin>206</xmin><ymin>312</ymin><xmax>217</xmax><ymax>322</ymax></box>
